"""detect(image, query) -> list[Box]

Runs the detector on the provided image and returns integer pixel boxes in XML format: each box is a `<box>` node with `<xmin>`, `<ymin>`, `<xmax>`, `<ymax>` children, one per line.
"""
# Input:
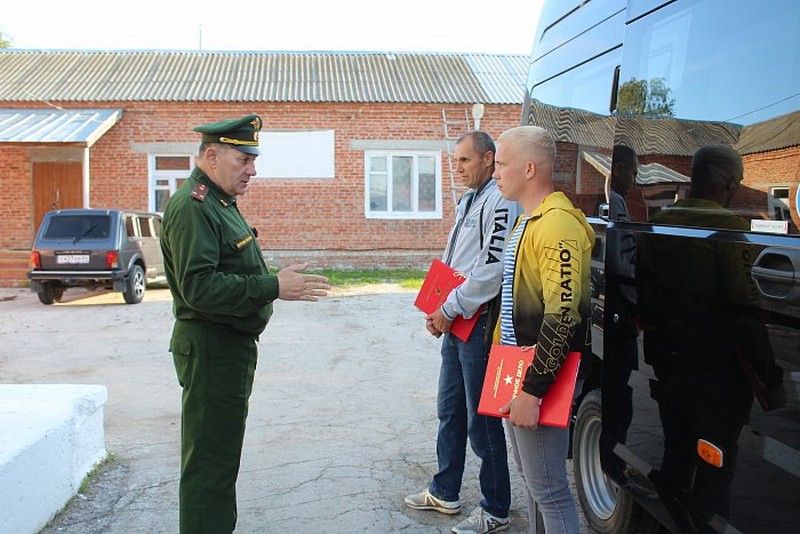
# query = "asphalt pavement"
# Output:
<box><xmin>0</xmin><ymin>286</ymin><xmax>585</xmax><ymax>533</ymax></box>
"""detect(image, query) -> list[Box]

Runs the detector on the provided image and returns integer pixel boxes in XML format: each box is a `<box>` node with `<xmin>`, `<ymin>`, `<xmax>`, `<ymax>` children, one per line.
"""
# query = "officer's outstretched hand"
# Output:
<box><xmin>277</xmin><ymin>263</ymin><xmax>331</xmax><ymax>302</ymax></box>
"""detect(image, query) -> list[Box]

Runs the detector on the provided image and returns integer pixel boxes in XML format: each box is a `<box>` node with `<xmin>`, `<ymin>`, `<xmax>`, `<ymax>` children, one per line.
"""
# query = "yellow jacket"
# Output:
<box><xmin>493</xmin><ymin>192</ymin><xmax>595</xmax><ymax>398</ymax></box>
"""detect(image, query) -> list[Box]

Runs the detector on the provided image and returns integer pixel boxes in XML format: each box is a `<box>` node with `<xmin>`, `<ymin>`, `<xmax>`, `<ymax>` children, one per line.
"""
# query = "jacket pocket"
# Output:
<box><xmin>169</xmin><ymin>337</ymin><xmax>192</xmax><ymax>356</ymax></box>
<box><xmin>170</xmin><ymin>337</ymin><xmax>193</xmax><ymax>387</ymax></box>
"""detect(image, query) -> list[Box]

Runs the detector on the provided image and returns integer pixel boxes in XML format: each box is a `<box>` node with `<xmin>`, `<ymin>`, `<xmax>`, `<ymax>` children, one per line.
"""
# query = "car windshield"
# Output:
<box><xmin>44</xmin><ymin>215</ymin><xmax>111</xmax><ymax>240</ymax></box>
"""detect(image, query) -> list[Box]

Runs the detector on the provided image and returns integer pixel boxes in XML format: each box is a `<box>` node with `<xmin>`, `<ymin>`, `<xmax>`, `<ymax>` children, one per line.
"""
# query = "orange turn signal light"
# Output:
<box><xmin>697</xmin><ymin>439</ymin><xmax>724</xmax><ymax>468</ymax></box>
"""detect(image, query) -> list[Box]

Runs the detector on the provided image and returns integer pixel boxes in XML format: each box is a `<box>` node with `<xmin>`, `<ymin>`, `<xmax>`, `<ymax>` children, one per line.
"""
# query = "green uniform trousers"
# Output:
<box><xmin>170</xmin><ymin>320</ymin><xmax>258</xmax><ymax>534</ymax></box>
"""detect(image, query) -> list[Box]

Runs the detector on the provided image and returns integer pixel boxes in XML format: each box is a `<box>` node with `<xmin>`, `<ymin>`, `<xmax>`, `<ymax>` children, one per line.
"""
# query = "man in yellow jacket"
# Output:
<box><xmin>493</xmin><ymin>126</ymin><xmax>594</xmax><ymax>534</ymax></box>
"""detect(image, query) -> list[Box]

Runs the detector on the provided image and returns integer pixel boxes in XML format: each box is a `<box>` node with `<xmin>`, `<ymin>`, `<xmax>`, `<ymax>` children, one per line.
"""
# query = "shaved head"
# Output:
<box><xmin>497</xmin><ymin>126</ymin><xmax>556</xmax><ymax>170</ymax></box>
<box><xmin>494</xmin><ymin>125</ymin><xmax>557</xmax><ymax>212</ymax></box>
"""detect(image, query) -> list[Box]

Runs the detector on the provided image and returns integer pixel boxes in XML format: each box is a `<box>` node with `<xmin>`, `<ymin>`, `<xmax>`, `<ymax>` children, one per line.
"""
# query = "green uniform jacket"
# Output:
<box><xmin>160</xmin><ymin>167</ymin><xmax>278</xmax><ymax>337</ymax></box>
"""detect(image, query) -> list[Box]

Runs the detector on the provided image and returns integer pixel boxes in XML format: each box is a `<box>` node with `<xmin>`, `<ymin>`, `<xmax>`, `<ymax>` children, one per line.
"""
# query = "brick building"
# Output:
<box><xmin>524</xmin><ymin>99</ymin><xmax>800</xmax><ymax>229</ymax></box>
<box><xmin>0</xmin><ymin>50</ymin><xmax>528</xmax><ymax>276</ymax></box>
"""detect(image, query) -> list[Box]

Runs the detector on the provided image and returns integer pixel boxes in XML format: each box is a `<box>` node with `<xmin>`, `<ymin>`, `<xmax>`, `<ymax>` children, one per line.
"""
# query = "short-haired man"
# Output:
<box><xmin>160</xmin><ymin>114</ymin><xmax>330</xmax><ymax>534</ymax></box>
<box><xmin>493</xmin><ymin>126</ymin><xmax>594</xmax><ymax>534</ymax></box>
<box><xmin>405</xmin><ymin>131</ymin><xmax>519</xmax><ymax>534</ymax></box>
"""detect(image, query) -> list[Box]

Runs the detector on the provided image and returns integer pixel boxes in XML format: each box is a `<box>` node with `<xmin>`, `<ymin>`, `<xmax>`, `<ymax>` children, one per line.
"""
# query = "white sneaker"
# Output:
<box><xmin>404</xmin><ymin>488</ymin><xmax>461</xmax><ymax>515</ymax></box>
<box><xmin>451</xmin><ymin>506</ymin><xmax>509</xmax><ymax>534</ymax></box>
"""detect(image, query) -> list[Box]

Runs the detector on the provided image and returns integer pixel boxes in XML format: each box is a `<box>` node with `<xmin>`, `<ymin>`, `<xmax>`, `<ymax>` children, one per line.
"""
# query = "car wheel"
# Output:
<box><xmin>123</xmin><ymin>264</ymin><xmax>145</xmax><ymax>304</ymax></box>
<box><xmin>573</xmin><ymin>389</ymin><xmax>661</xmax><ymax>533</ymax></box>
<box><xmin>37</xmin><ymin>283</ymin><xmax>64</xmax><ymax>305</ymax></box>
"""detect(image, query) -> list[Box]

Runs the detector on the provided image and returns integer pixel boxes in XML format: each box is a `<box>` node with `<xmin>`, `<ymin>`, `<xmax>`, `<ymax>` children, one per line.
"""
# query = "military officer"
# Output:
<box><xmin>160</xmin><ymin>114</ymin><xmax>330</xmax><ymax>534</ymax></box>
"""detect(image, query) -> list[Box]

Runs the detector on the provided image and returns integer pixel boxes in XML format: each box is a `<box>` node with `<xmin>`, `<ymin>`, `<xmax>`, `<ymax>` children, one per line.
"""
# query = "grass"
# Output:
<box><xmin>78</xmin><ymin>453</ymin><xmax>115</xmax><ymax>494</ymax></box>
<box><xmin>310</xmin><ymin>268</ymin><xmax>427</xmax><ymax>290</ymax></box>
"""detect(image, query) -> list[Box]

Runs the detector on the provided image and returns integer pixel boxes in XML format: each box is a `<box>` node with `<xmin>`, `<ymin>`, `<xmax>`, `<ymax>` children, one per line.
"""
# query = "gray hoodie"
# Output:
<box><xmin>441</xmin><ymin>179</ymin><xmax>521</xmax><ymax>321</ymax></box>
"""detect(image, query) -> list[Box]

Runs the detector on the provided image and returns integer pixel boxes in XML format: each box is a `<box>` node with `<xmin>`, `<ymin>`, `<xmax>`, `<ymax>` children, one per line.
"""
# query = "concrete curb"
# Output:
<box><xmin>0</xmin><ymin>384</ymin><xmax>107</xmax><ymax>534</ymax></box>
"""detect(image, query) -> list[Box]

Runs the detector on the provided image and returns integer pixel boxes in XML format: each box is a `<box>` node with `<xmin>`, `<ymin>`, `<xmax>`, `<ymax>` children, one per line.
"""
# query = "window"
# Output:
<box><xmin>150</xmin><ymin>216</ymin><xmax>161</xmax><ymax>238</ymax></box>
<box><xmin>149</xmin><ymin>155</ymin><xmax>193</xmax><ymax>213</ymax></box>
<box><xmin>620</xmin><ymin>0</ymin><xmax>799</xmax><ymax>125</ymax></box>
<box><xmin>528</xmin><ymin>0</ymin><xmax>624</xmax><ymax>115</ymax></box>
<box><xmin>769</xmin><ymin>186</ymin><xmax>791</xmax><ymax>221</ymax></box>
<box><xmin>137</xmin><ymin>216</ymin><xmax>153</xmax><ymax>237</ymax></box>
<box><xmin>44</xmin><ymin>215</ymin><xmax>110</xmax><ymax>239</ymax></box>
<box><xmin>365</xmin><ymin>151</ymin><xmax>442</xmax><ymax>219</ymax></box>
<box><xmin>125</xmin><ymin>215</ymin><xmax>136</xmax><ymax>238</ymax></box>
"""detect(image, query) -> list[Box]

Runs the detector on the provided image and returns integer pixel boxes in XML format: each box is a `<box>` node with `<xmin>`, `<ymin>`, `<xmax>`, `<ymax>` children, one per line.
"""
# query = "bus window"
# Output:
<box><xmin>620</xmin><ymin>0</ymin><xmax>799</xmax><ymax>125</ymax></box>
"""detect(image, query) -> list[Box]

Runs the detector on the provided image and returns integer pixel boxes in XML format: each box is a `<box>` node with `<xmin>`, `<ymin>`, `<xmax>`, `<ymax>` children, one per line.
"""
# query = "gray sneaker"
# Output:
<box><xmin>404</xmin><ymin>488</ymin><xmax>461</xmax><ymax>515</ymax></box>
<box><xmin>451</xmin><ymin>506</ymin><xmax>509</xmax><ymax>534</ymax></box>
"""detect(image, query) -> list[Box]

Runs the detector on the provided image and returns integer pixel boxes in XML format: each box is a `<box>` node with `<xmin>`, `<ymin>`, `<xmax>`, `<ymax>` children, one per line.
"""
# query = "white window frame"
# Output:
<box><xmin>768</xmin><ymin>185</ymin><xmax>791</xmax><ymax>220</ymax></box>
<box><xmin>364</xmin><ymin>150</ymin><xmax>442</xmax><ymax>220</ymax></box>
<box><xmin>148</xmin><ymin>154</ymin><xmax>195</xmax><ymax>213</ymax></box>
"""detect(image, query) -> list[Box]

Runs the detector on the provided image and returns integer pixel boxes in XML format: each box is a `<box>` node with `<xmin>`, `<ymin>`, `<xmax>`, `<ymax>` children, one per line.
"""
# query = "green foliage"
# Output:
<box><xmin>0</xmin><ymin>31</ymin><xmax>11</xmax><ymax>49</ymax></box>
<box><xmin>617</xmin><ymin>77</ymin><xmax>676</xmax><ymax>117</ymax></box>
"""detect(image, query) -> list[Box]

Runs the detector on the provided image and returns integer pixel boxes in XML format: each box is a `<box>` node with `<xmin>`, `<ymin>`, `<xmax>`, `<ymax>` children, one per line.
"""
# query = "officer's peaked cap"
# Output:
<box><xmin>194</xmin><ymin>114</ymin><xmax>262</xmax><ymax>155</ymax></box>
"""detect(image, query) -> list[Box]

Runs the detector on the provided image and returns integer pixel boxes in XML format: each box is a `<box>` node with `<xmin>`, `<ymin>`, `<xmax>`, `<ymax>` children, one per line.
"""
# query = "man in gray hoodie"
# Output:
<box><xmin>405</xmin><ymin>131</ymin><xmax>521</xmax><ymax>534</ymax></box>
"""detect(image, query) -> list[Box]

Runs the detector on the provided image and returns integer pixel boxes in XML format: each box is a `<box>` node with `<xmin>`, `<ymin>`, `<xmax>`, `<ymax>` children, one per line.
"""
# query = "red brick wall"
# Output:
<box><xmin>738</xmin><ymin>147</ymin><xmax>800</xmax><ymax>231</ymax></box>
<box><xmin>0</xmin><ymin>147</ymin><xmax>34</xmax><ymax>244</ymax></box>
<box><xmin>6</xmin><ymin>100</ymin><xmax>793</xmax><ymax>262</ymax></box>
<box><xmin>0</xmin><ymin>100</ymin><xmax>523</xmax><ymax>267</ymax></box>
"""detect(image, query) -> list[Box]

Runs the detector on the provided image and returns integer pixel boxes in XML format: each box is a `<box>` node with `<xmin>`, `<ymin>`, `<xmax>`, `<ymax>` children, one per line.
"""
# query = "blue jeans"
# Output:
<box><xmin>505</xmin><ymin>383</ymin><xmax>583</xmax><ymax>534</ymax></box>
<box><xmin>429</xmin><ymin>314</ymin><xmax>511</xmax><ymax>518</ymax></box>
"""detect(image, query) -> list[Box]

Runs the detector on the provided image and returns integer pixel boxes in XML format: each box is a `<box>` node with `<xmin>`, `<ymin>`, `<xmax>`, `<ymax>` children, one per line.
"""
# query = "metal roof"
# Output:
<box><xmin>0</xmin><ymin>108</ymin><xmax>123</xmax><ymax>146</ymax></box>
<box><xmin>0</xmin><ymin>50</ymin><xmax>528</xmax><ymax>105</ymax></box>
<box><xmin>734</xmin><ymin>110</ymin><xmax>800</xmax><ymax>155</ymax></box>
<box><xmin>526</xmin><ymin>99</ymin><xmax>743</xmax><ymax>156</ymax></box>
<box><xmin>583</xmin><ymin>151</ymin><xmax>690</xmax><ymax>185</ymax></box>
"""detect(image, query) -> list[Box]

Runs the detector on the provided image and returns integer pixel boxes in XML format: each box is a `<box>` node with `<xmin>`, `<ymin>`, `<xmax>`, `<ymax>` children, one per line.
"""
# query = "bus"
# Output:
<box><xmin>524</xmin><ymin>1</ymin><xmax>799</xmax><ymax>532</ymax></box>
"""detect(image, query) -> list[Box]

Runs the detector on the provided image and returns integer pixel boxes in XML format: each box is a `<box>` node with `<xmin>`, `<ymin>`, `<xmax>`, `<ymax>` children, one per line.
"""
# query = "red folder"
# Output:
<box><xmin>413</xmin><ymin>259</ymin><xmax>480</xmax><ymax>342</ymax></box>
<box><xmin>477</xmin><ymin>344</ymin><xmax>581</xmax><ymax>428</ymax></box>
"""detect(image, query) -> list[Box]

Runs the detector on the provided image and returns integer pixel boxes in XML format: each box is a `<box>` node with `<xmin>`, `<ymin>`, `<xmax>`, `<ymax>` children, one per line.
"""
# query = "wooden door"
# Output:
<box><xmin>32</xmin><ymin>162</ymin><xmax>83</xmax><ymax>234</ymax></box>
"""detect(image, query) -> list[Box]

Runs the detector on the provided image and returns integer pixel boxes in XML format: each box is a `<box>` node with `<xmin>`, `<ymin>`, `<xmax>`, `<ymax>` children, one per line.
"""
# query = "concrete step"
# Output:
<box><xmin>0</xmin><ymin>250</ymin><xmax>30</xmax><ymax>288</ymax></box>
<box><xmin>0</xmin><ymin>384</ymin><xmax>108</xmax><ymax>534</ymax></box>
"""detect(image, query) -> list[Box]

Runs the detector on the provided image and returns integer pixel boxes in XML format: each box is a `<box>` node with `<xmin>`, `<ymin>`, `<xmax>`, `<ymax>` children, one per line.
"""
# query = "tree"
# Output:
<box><xmin>0</xmin><ymin>31</ymin><xmax>11</xmax><ymax>48</ymax></box>
<box><xmin>617</xmin><ymin>77</ymin><xmax>676</xmax><ymax>117</ymax></box>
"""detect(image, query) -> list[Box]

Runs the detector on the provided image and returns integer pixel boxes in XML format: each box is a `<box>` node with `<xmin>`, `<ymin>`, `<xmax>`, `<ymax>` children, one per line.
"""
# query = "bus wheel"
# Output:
<box><xmin>573</xmin><ymin>390</ymin><xmax>661</xmax><ymax>533</ymax></box>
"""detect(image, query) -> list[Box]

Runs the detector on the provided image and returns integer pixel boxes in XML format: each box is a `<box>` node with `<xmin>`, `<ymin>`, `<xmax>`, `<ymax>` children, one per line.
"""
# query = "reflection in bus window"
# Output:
<box><xmin>621</xmin><ymin>0</ymin><xmax>799</xmax><ymax>125</ymax></box>
<box><xmin>524</xmin><ymin>1</ymin><xmax>800</xmax><ymax>532</ymax></box>
<box><xmin>529</xmin><ymin>48</ymin><xmax>622</xmax><ymax>115</ymax></box>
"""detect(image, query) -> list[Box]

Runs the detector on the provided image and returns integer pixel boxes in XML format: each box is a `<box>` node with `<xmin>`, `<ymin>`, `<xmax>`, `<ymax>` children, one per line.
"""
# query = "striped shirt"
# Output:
<box><xmin>500</xmin><ymin>216</ymin><xmax>531</xmax><ymax>345</ymax></box>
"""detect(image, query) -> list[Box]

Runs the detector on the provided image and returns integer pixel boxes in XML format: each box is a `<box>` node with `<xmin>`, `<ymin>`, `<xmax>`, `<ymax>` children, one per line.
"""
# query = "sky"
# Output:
<box><xmin>1</xmin><ymin>0</ymin><xmax>543</xmax><ymax>55</ymax></box>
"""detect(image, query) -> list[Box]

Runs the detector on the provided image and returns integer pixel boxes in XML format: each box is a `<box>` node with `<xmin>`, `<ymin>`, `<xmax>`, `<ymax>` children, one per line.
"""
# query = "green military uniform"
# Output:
<box><xmin>160</xmin><ymin>114</ymin><xmax>278</xmax><ymax>533</ymax></box>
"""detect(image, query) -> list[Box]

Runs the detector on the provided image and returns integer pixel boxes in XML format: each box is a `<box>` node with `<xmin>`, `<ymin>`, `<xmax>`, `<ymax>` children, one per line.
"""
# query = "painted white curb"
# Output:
<box><xmin>0</xmin><ymin>384</ymin><xmax>107</xmax><ymax>534</ymax></box>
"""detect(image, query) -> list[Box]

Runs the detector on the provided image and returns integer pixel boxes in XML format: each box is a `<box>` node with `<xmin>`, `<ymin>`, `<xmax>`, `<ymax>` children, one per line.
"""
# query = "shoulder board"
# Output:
<box><xmin>191</xmin><ymin>184</ymin><xmax>208</xmax><ymax>202</ymax></box>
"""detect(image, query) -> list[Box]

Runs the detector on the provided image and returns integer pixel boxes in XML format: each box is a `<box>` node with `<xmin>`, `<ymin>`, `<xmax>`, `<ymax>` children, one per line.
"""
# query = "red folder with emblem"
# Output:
<box><xmin>414</xmin><ymin>259</ymin><xmax>480</xmax><ymax>342</ymax></box>
<box><xmin>478</xmin><ymin>344</ymin><xmax>581</xmax><ymax>428</ymax></box>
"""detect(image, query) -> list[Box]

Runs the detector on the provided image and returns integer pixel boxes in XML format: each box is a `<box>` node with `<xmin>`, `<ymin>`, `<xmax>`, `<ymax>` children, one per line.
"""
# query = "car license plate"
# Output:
<box><xmin>56</xmin><ymin>254</ymin><xmax>90</xmax><ymax>264</ymax></box>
